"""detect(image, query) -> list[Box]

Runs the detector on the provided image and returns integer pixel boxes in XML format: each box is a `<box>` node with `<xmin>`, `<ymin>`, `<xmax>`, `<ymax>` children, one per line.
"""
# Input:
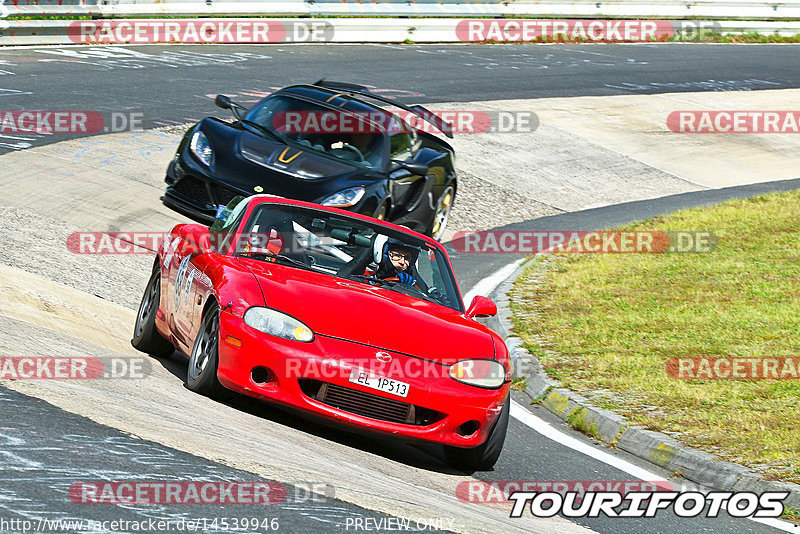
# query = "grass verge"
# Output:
<box><xmin>510</xmin><ymin>191</ymin><xmax>800</xmax><ymax>484</ymax></box>
<box><xmin>704</xmin><ymin>31</ymin><xmax>800</xmax><ymax>43</ymax></box>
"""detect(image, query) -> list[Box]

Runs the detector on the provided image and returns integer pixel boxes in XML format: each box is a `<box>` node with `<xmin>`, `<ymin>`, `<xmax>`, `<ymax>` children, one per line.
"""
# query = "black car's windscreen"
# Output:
<box><xmin>245</xmin><ymin>95</ymin><xmax>388</xmax><ymax>171</ymax></box>
<box><xmin>234</xmin><ymin>204</ymin><xmax>463</xmax><ymax>312</ymax></box>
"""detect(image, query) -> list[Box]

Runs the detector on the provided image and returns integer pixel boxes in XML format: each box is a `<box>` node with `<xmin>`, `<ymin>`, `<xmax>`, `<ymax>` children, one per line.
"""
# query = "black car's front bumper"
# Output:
<box><xmin>163</xmin><ymin>165</ymin><xmax>248</xmax><ymax>224</ymax></box>
<box><xmin>163</xmin><ymin>157</ymin><xmax>384</xmax><ymax>226</ymax></box>
<box><xmin>161</xmin><ymin>191</ymin><xmax>218</xmax><ymax>225</ymax></box>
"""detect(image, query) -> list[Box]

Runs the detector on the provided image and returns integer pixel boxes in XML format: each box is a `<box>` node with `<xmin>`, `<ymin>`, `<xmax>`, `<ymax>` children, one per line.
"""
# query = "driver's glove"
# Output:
<box><xmin>396</xmin><ymin>272</ymin><xmax>417</xmax><ymax>286</ymax></box>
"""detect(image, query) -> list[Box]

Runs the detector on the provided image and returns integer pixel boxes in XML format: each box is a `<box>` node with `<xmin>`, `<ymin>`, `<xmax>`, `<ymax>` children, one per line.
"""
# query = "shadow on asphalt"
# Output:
<box><xmin>149</xmin><ymin>351</ymin><xmax>471</xmax><ymax>476</ymax></box>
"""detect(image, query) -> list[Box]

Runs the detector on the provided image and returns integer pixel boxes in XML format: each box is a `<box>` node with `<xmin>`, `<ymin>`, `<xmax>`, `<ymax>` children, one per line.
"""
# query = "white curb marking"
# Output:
<box><xmin>462</xmin><ymin>258</ymin><xmax>523</xmax><ymax>305</ymax></box>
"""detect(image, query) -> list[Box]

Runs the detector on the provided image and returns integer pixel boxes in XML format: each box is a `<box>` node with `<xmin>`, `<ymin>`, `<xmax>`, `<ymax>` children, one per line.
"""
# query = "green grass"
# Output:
<box><xmin>783</xmin><ymin>506</ymin><xmax>800</xmax><ymax>523</ymax></box>
<box><xmin>566</xmin><ymin>407</ymin><xmax>602</xmax><ymax>441</ymax></box>
<box><xmin>707</xmin><ymin>31</ymin><xmax>800</xmax><ymax>43</ymax></box>
<box><xmin>510</xmin><ymin>191</ymin><xmax>800</xmax><ymax>484</ymax></box>
<box><xmin>509</xmin><ymin>377</ymin><xmax>528</xmax><ymax>391</ymax></box>
<box><xmin>5</xmin><ymin>15</ymin><xmax>92</xmax><ymax>20</ymax></box>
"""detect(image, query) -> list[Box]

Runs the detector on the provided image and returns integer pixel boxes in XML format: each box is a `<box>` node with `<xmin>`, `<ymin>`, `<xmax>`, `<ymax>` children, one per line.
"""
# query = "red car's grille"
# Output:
<box><xmin>298</xmin><ymin>379</ymin><xmax>446</xmax><ymax>426</ymax></box>
<box><xmin>321</xmin><ymin>383</ymin><xmax>412</xmax><ymax>424</ymax></box>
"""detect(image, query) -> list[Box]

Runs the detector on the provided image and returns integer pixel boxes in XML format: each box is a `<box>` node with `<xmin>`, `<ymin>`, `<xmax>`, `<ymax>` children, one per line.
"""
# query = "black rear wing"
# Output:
<box><xmin>312</xmin><ymin>79</ymin><xmax>454</xmax><ymax>139</ymax></box>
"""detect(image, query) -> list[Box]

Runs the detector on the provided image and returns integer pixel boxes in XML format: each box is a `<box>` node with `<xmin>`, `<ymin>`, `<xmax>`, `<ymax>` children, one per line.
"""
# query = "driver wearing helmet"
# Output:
<box><xmin>368</xmin><ymin>238</ymin><xmax>420</xmax><ymax>287</ymax></box>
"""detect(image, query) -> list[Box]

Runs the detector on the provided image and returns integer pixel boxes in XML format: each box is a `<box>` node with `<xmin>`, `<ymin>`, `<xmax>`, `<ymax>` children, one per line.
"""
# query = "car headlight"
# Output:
<box><xmin>320</xmin><ymin>187</ymin><xmax>365</xmax><ymax>208</ymax></box>
<box><xmin>243</xmin><ymin>307</ymin><xmax>314</xmax><ymax>343</ymax></box>
<box><xmin>448</xmin><ymin>359</ymin><xmax>507</xmax><ymax>389</ymax></box>
<box><xmin>190</xmin><ymin>130</ymin><xmax>214</xmax><ymax>167</ymax></box>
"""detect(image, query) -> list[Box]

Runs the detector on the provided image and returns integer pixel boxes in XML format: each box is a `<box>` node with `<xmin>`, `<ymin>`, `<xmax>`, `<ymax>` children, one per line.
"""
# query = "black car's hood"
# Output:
<box><xmin>197</xmin><ymin>118</ymin><xmax>381</xmax><ymax>201</ymax></box>
<box><xmin>239</xmin><ymin>132</ymin><xmax>356</xmax><ymax>180</ymax></box>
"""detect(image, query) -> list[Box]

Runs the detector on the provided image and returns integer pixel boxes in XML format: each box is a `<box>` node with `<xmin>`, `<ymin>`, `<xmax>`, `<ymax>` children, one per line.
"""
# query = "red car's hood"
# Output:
<box><xmin>239</xmin><ymin>259</ymin><xmax>494</xmax><ymax>363</ymax></box>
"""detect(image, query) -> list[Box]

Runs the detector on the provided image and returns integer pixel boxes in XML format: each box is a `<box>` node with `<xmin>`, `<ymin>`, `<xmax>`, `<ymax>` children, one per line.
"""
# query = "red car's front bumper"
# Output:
<box><xmin>216</xmin><ymin>311</ymin><xmax>509</xmax><ymax>448</ymax></box>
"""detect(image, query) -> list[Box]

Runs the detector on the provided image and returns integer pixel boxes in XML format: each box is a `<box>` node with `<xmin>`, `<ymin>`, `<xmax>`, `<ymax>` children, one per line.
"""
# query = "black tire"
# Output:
<box><xmin>374</xmin><ymin>201</ymin><xmax>389</xmax><ymax>221</ymax></box>
<box><xmin>131</xmin><ymin>267</ymin><xmax>174</xmax><ymax>357</ymax></box>
<box><xmin>186</xmin><ymin>303</ymin><xmax>226</xmax><ymax>398</ymax></box>
<box><xmin>443</xmin><ymin>395</ymin><xmax>509</xmax><ymax>472</ymax></box>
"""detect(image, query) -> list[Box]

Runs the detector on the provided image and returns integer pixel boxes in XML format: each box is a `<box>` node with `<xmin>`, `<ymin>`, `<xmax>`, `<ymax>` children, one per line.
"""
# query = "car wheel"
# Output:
<box><xmin>428</xmin><ymin>186</ymin><xmax>454</xmax><ymax>241</ymax></box>
<box><xmin>374</xmin><ymin>202</ymin><xmax>389</xmax><ymax>221</ymax></box>
<box><xmin>443</xmin><ymin>396</ymin><xmax>509</xmax><ymax>471</ymax></box>
<box><xmin>131</xmin><ymin>267</ymin><xmax>174</xmax><ymax>357</ymax></box>
<box><xmin>186</xmin><ymin>303</ymin><xmax>226</xmax><ymax>398</ymax></box>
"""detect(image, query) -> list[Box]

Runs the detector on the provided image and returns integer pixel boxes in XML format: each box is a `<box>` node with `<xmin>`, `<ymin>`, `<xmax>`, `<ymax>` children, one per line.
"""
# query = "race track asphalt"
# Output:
<box><xmin>0</xmin><ymin>43</ymin><xmax>798</xmax><ymax>533</ymax></box>
<box><xmin>0</xmin><ymin>43</ymin><xmax>799</xmax><ymax>151</ymax></box>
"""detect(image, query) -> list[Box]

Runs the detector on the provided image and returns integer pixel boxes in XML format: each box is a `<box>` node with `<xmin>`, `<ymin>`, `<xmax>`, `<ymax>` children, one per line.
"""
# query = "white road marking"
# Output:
<box><xmin>0</xmin><ymin>88</ymin><xmax>32</xmax><ymax>97</ymax></box>
<box><xmin>754</xmin><ymin>518</ymin><xmax>800</xmax><ymax>533</ymax></box>
<box><xmin>0</xmin><ymin>451</ymin><xmax>42</xmax><ymax>469</ymax></box>
<box><xmin>469</xmin><ymin>262</ymin><xmax>799</xmax><ymax>532</ymax></box>
<box><xmin>462</xmin><ymin>258</ymin><xmax>523</xmax><ymax>305</ymax></box>
<box><xmin>510</xmin><ymin>400</ymin><xmax>668</xmax><ymax>482</ymax></box>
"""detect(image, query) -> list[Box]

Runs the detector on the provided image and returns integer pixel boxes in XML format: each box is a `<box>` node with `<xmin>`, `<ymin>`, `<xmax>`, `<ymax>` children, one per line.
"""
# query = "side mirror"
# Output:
<box><xmin>466</xmin><ymin>295</ymin><xmax>497</xmax><ymax>319</ymax></box>
<box><xmin>215</xmin><ymin>94</ymin><xmax>232</xmax><ymax>110</ymax></box>
<box><xmin>391</xmin><ymin>160</ymin><xmax>430</xmax><ymax>176</ymax></box>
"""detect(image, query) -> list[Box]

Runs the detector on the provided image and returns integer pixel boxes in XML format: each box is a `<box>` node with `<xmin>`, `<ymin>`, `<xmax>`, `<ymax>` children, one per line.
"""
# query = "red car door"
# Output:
<box><xmin>164</xmin><ymin>227</ymin><xmax>207</xmax><ymax>352</ymax></box>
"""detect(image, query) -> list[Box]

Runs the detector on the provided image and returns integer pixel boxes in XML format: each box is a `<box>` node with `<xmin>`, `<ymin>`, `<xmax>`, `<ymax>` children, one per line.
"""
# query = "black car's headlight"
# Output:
<box><xmin>448</xmin><ymin>359</ymin><xmax>507</xmax><ymax>389</ymax></box>
<box><xmin>190</xmin><ymin>130</ymin><xmax>214</xmax><ymax>167</ymax></box>
<box><xmin>243</xmin><ymin>307</ymin><xmax>314</xmax><ymax>343</ymax></box>
<box><xmin>320</xmin><ymin>187</ymin><xmax>365</xmax><ymax>208</ymax></box>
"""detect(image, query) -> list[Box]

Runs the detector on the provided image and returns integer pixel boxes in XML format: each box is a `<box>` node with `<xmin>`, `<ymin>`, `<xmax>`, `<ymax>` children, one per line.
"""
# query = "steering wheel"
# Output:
<box><xmin>428</xmin><ymin>287</ymin><xmax>449</xmax><ymax>305</ymax></box>
<box><xmin>340</xmin><ymin>144</ymin><xmax>365</xmax><ymax>162</ymax></box>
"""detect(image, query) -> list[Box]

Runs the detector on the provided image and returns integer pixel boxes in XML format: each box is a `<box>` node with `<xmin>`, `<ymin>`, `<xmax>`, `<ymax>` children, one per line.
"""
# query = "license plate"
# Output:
<box><xmin>349</xmin><ymin>369</ymin><xmax>410</xmax><ymax>398</ymax></box>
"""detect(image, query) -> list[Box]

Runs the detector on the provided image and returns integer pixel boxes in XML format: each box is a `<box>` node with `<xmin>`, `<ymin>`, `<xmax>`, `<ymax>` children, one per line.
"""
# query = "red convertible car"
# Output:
<box><xmin>132</xmin><ymin>195</ymin><xmax>511</xmax><ymax>470</ymax></box>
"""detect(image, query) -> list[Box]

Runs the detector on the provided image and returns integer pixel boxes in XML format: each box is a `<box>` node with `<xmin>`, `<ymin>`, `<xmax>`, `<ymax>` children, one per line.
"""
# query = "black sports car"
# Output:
<box><xmin>162</xmin><ymin>81</ymin><xmax>458</xmax><ymax>240</ymax></box>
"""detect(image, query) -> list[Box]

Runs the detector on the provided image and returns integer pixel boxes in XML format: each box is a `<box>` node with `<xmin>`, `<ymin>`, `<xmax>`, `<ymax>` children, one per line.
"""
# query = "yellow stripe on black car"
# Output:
<box><xmin>277</xmin><ymin>148</ymin><xmax>302</xmax><ymax>164</ymax></box>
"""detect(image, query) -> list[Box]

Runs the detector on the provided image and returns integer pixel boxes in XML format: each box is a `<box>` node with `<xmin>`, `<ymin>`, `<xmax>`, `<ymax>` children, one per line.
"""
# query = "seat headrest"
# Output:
<box><xmin>373</xmin><ymin>234</ymin><xmax>389</xmax><ymax>264</ymax></box>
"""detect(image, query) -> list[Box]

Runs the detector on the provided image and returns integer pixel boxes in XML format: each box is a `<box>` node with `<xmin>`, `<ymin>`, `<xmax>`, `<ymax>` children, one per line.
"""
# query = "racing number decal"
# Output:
<box><xmin>184</xmin><ymin>269</ymin><xmax>195</xmax><ymax>306</ymax></box>
<box><xmin>174</xmin><ymin>255</ymin><xmax>192</xmax><ymax>311</ymax></box>
<box><xmin>163</xmin><ymin>236</ymin><xmax>180</xmax><ymax>269</ymax></box>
